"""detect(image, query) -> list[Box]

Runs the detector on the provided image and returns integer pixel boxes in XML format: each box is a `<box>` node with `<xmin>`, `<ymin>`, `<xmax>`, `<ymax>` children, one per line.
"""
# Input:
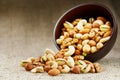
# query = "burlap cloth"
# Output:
<box><xmin>0</xmin><ymin>0</ymin><xmax>119</xmax><ymax>80</ymax></box>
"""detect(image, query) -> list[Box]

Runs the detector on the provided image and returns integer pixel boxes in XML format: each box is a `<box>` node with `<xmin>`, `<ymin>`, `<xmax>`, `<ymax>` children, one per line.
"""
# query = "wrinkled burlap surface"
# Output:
<box><xmin>0</xmin><ymin>0</ymin><xmax>119</xmax><ymax>80</ymax></box>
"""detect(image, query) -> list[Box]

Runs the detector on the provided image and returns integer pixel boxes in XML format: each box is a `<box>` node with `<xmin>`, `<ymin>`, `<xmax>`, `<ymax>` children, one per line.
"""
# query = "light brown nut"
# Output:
<box><xmin>91</xmin><ymin>28</ymin><xmax>99</xmax><ymax>33</ymax></box>
<box><xmin>61</xmin><ymin>65</ymin><xmax>71</xmax><ymax>73</ymax></box>
<box><xmin>83</xmin><ymin>60</ymin><xmax>95</xmax><ymax>73</ymax></box>
<box><xmin>64</xmin><ymin>32</ymin><xmax>69</xmax><ymax>38</ymax></box>
<box><xmin>88</xmin><ymin>31</ymin><xmax>95</xmax><ymax>38</ymax></box>
<box><xmin>21</xmin><ymin>57</ymin><xmax>35</xmax><ymax>64</ymax></box>
<box><xmin>63</xmin><ymin>21</ymin><xmax>74</xmax><ymax>29</ymax></box>
<box><xmin>59</xmin><ymin>35</ymin><xmax>65</xmax><ymax>40</ymax></box>
<box><xmin>83</xmin><ymin>44</ymin><xmax>91</xmax><ymax>53</ymax></box>
<box><xmin>45</xmin><ymin>48</ymin><xmax>56</xmax><ymax>56</ymax></box>
<box><xmin>93</xmin><ymin>63</ymin><xmax>102</xmax><ymax>73</ymax></box>
<box><xmin>48</xmin><ymin>69</ymin><xmax>60</xmax><ymax>76</ymax></box>
<box><xmin>77</xmin><ymin>44</ymin><xmax>82</xmax><ymax>51</ymax></box>
<box><xmin>45</xmin><ymin>61</ymin><xmax>58</xmax><ymax>69</ymax></box>
<box><xmin>66</xmin><ymin>56</ymin><xmax>75</xmax><ymax>67</ymax></box>
<box><xmin>84</xmin><ymin>60</ymin><xmax>92</xmax><ymax>64</ymax></box>
<box><xmin>56</xmin><ymin>39</ymin><xmax>63</xmax><ymax>44</ymax></box>
<box><xmin>88</xmin><ymin>40</ymin><xmax>96</xmax><ymax>46</ymax></box>
<box><xmin>78</xmin><ymin>60</ymin><xmax>87</xmax><ymax>70</ymax></box>
<box><xmin>72</xmin><ymin>21</ymin><xmax>79</xmax><ymax>26</ymax></box>
<box><xmin>44</xmin><ymin>65</ymin><xmax>51</xmax><ymax>72</ymax></box>
<box><xmin>82</xmin><ymin>39</ymin><xmax>89</xmax><ymax>46</ymax></box>
<box><xmin>79</xmin><ymin>19</ymin><xmax>87</xmax><ymax>25</ymax></box>
<box><xmin>99</xmin><ymin>36</ymin><xmax>110</xmax><ymax>43</ymax></box>
<box><xmin>25</xmin><ymin>63</ymin><xmax>35</xmax><ymax>71</ymax></box>
<box><xmin>94</xmin><ymin>36</ymin><xmax>101</xmax><ymax>42</ymax></box>
<box><xmin>57</xmin><ymin>66</ymin><xmax>63</xmax><ymax>72</ymax></box>
<box><xmin>51</xmin><ymin>61</ymin><xmax>58</xmax><ymax>69</ymax></box>
<box><xmin>71</xmin><ymin>66</ymin><xmax>80</xmax><ymax>74</ymax></box>
<box><xmin>45</xmin><ymin>61</ymin><xmax>51</xmax><ymax>65</ymax></box>
<box><xmin>80</xmin><ymin>29</ymin><xmax>90</xmax><ymax>34</ymax></box>
<box><xmin>31</xmin><ymin>66</ymin><xmax>44</xmax><ymax>73</ymax></box>
<box><xmin>89</xmin><ymin>17</ymin><xmax>94</xmax><ymax>23</ymax></box>
<box><xmin>32</xmin><ymin>61</ymin><xmax>44</xmax><ymax>66</ymax></box>
<box><xmin>64</xmin><ymin>46</ymin><xmax>75</xmax><ymax>56</ymax></box>
<box><xmin>60</xmin><ymin>49</ymin><xmax>68</xmax><ymax>52</ymax></box>
<box><xmin>103</xmin><ymin>31</ymin><xmax>112</xmax><ymax>37</ymax></box>
<box><xmin>20</xmin><ymin>61</ymin><xmax>28</xmax><ymax>67</ymax></box>
<box><xmin>84</xmin><ymin>23</ymin><xmax>92</xmax><ymax>29</ymax></box>
<box><xmin>90</xmin><ymin>46</ymin><xmax>97</xmax><ymax>53</ymax></box>
<box><xmin>46</xmin><ymin>54</ymin><xmax>55</xmax><ymax>61</ymax></box>
<box><xmin>54</xmin><ymin>53</ymin><xmax>64</xmax><ymax>59</ymax></box>
<box><xmin>97</xmin><ymin>31</ymin><xmax>105</xmax><ymax>36</ymax></box>
<box><xmin>56</xmin><ymin>58</ymin><xmax>66</xmax><ymax>66</ymax></box>
<box><xmin>69</xmin><ymin>30</ymin><xmax>76</xmax><ymax>37</ymax></box>
<box><xmin>90</xmin><ymin>63</ymin><xmax>95</xmax><ymax>73</ymax></box>
<box><xmin>81</xmin><ymin>33</ymin><xmax>89</xmax><ymax>40</ymax></box>
<box><xmin>92</xmin><ymin>22</ymin><xmax>100</xmax><ymax>28</ymax></box>
<box><xmin>100</xmin><ymin>25</ymin><xmax>111</xmax><ymax>32</ymax></box>
<box><xmin>93</xmin><ymin>20</ymin><xmax>104</xmax><ymax>28</ymax></box>
<box><xmin>76</xmin><ymin>19</ymin><xmax>87</xmax><ymax>30</ymax></box>
<box><xmin>81</xmin><ymin>64</ymin><xmax>91</xmax><ymax>73</ymax></box>
<box><xmin>74</xmin><ymin>33</ymin><xmax>82</xmax><ymax>39</ymax></box>
<box><xmin>97</xmin><ymin>16</ymin><xmax>107</xmax><ymax>23</ymax></box>
<box><xmin>71</xmin><ymin>38</ymin><xmax>79</xmax><ymax>44</ymax></box>
<box><xmin>60</xmin><ymin>45</ymin><xmax>66</xmax><ymax>49</ymax></box>
<box><xmin>73</xmin><ymin>27</ymin><xmax>79</xmax><ymax>33</ymax></box>
<box><xmin>64</xmin><ymin>38</ymin><xmax>73</xmax><ymax>43</ymax></box>
<box><xmin>73</xmin><ymin>55</ymin><xmax>84</xmax><ymax>61</ymax></box>
<box><xmin>105</xmin><ymin>21</ymin><xmax>111</xmax><ymax>26</ymax></box>
<box><xmin>40</xmin><ymin>55</ymin><xmax>47</xmax><ymax>63</ymax></box>
<box><xmin>96</xmin><ymin>42</ymin><xmax>103</xmax><ymax>49</ymax></box>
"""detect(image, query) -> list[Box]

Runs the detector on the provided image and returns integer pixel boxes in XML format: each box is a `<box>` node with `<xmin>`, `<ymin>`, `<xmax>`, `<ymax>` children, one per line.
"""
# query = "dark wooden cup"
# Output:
<box><xmin>53</xmin><ymin>3</ymin><xmax>118</xmax><ymax>62</ymax></box>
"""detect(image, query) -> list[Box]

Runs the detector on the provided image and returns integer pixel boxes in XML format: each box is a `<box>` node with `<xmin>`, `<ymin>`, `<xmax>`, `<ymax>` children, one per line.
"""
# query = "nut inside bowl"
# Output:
<box><xmin>53</xmin><ymin>3</ymin><xmax>118</xmax><ymax>62</ymax></box>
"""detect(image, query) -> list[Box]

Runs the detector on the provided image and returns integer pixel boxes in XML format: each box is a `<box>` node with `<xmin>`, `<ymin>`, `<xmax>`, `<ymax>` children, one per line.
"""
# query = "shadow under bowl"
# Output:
<box><xmin>53</xmin><ymin>3</ymin><xmax>118</xmax><ymax>62</ymax></box>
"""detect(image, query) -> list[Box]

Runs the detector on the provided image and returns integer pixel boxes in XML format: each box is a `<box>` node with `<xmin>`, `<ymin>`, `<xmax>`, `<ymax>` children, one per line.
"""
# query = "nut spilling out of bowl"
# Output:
<box><xmin>20</xmin><ymin>3</ymin><xmax>117</xmax><ymax>76</ymax></box>
<box><xmin>21</xmin><ymin>48</ymin><xmax>102</xmax><ymax>76</ymax></box>
<box><xmin>56</xmin><ymin>16</ymin><xmax>112</xmax><ymax>57</ymax></box>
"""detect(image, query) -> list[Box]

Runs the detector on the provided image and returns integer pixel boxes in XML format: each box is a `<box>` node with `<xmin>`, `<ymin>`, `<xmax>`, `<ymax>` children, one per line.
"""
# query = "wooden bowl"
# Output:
<box><xmin>53</xmin><ymin>3</ymin><xmax>118</xmax><ymax>62</ymax></box>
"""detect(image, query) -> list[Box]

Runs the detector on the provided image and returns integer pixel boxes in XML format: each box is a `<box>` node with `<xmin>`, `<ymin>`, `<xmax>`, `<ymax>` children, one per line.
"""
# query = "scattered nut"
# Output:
<box><xmin>81</xmin><ymin>64</ymin><xmax>91</xmax><ymax>73</ymax></box>
<box><xmin>44</xmin><ymin>65</ymin><xmax>51</xmax><ymax>72</ymax></box>
<box><xmin>25</xmin><ymin>63</ymin><xmax>35</xmax><ymax>71</ymax></box>
<box><xmin>64</xmin><ymin>46</ymin><xmax>75</xmax><ymax>56</ymax></box>
<box><xmin>93</xmin><ymin>63</ymin><xmax>102</xmax><ymax>73</ymax></box>
<box><xmin>56</xmin><ymin>58</ymin><xmax>66</xmax><ymax>66</ymax></box>
<box><xmin>71</xmin><ymin>65</ymin><xmax>80</xmax><ymax>74</ymax></box>
<box><xmin>31</xmin><ymin>66</ymin><xmax>44</xmax><ymax>73</ymax></box>
<box><xmin>61</xmin><ymin>65</ymin><xmax>70</xmax><ymax>73</ymax></box>
<box><xmin>48</xmin><ymin>68</ymin><xmax>60</xmax><ymax>76</ymax></box>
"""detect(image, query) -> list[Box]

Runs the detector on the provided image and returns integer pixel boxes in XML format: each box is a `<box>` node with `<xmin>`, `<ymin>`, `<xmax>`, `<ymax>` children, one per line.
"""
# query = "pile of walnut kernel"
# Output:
<box><xmin>21</xmin><ymin>16</ymin><xmax>112</xmax><ymax>76</ymax></box>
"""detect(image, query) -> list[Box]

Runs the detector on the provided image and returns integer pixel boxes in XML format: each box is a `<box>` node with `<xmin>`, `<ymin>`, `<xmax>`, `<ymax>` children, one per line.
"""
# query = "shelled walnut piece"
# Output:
<box><xmin>56</xmin><ymin>16</ymin><xmax>112</xmax><ymax>56</ymax></box>
<box><xmin>21</xmin><ymin>48</ymin><xmax>102</xmax><ymax>76</ymax></box>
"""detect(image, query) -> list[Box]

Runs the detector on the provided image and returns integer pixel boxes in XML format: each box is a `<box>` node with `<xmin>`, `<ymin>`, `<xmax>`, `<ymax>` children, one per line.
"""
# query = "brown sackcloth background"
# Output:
<box><xmin>0</xmin><ymin>0</ymin><xmax>119</xmax><ymax>80</ymax></box>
